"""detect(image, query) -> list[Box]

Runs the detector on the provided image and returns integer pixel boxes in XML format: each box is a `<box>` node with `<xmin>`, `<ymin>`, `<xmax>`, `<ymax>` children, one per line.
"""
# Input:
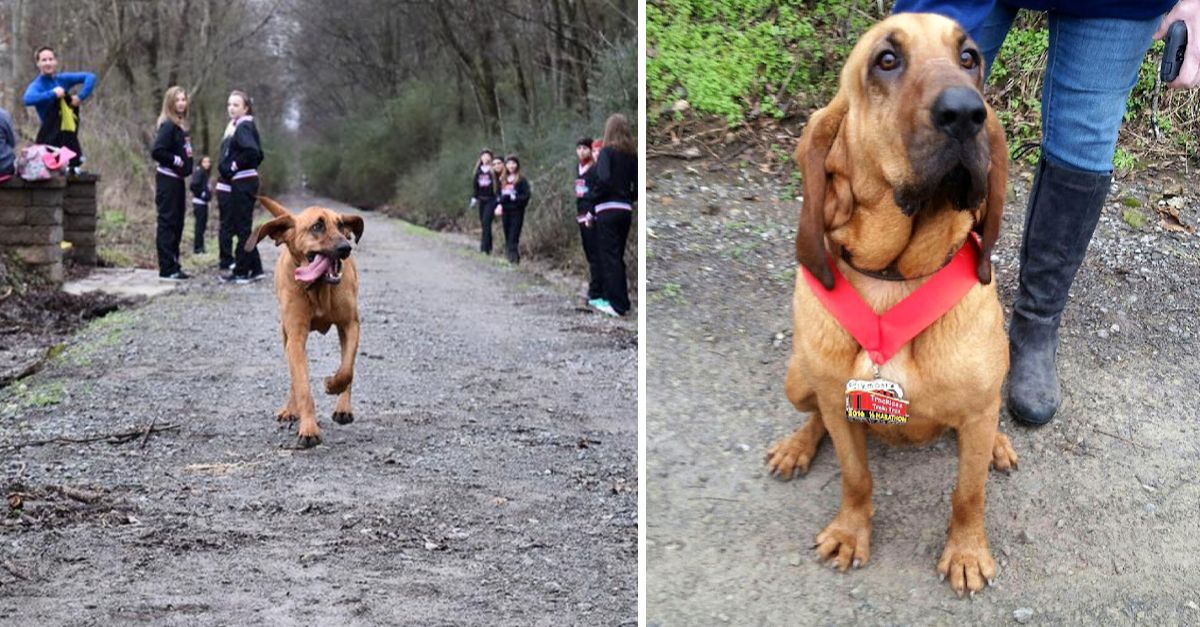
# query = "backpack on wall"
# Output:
<box><xmin>16</xmin><ymin>144</ymin><xmax>76</xmax><ymax>181</ymax></box>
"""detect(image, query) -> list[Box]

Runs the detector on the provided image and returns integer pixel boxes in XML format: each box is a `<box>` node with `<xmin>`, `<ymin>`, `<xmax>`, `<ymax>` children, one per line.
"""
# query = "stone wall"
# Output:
<box><xmin>0</xmin><ymin>173</ymin><xmax>100</xmax><ymax>286</ymax></box>
<box><xmin>63</xmin><ymin>173</ymin><xmax>99</xmax><ymax>265</ymax></box>
<box><xmin>0</xmin><ymin>176</ymin><xmax>67</xmax><ymax>284</ymax></box>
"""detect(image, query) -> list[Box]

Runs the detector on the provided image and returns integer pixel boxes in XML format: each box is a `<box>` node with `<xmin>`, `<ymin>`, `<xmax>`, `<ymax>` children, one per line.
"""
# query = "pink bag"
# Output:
<box><xmin>16</xmin><ymin>144</ymin><xmax>76</xmax><ymax>181</ymax></box>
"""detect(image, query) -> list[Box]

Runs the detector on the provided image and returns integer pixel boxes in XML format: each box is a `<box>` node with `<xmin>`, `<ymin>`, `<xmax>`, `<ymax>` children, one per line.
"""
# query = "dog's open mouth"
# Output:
<box><xmin>294</xmin><ymin>252</ymin><xmax>345</xmax><ymax>285</ymax></box>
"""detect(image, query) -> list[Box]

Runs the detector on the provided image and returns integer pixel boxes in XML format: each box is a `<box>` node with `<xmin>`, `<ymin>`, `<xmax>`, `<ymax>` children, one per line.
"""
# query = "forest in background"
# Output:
<box><xmin>1</xmin><ymin>0</ymin><xmax>636</xmax><ymax>274</ymax></box>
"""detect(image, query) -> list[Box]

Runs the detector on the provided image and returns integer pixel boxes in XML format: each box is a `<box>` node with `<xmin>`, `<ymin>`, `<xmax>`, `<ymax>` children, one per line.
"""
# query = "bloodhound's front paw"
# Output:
<box><xmin>937</xmin><ymin>530</ymin><xmax>997</xmax><ymax>596</ymax></box>
<box><xmin>332</xmin><ymin>411</ymin><xmax>354</xmax><ymax>425</ymax></box>
<box><xmin>766</xmin><ymin>428</ymin><xmax>820</xmax><ymax>480</ymax></box>
<box><xmin>814</xmin><ymin>511</ymin><xmax>872</xmax><ymax>572</ymax></box>
<box><xmin>991</xmin><ymin>432</ymin><xmax>1019</xmax><ymax>474</ymax></box>
<box><xmin>276</xmin><ymin>407</ymin><xmax>299</xmax><ymax>422</ymax></box>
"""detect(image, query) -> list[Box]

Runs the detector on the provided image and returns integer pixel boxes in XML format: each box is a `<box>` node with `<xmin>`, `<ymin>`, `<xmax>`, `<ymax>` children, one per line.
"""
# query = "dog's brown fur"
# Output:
<box><xmin>766</xmin><ymin>14</ymin><xmax>1017</xmax><ymax>596</ymax></box>
<box><xmin>249</xmin><ymin>196</ymin><xmax>364</xmax><ymax>448</ymax></box>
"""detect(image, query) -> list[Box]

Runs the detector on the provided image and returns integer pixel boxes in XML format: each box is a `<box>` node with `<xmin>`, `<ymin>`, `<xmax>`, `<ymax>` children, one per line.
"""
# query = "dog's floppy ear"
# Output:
<box><xmin>339</xmin><ymin>214</ymin><xmax>364</xmax><ymax>243</ymax></box>
<box><xmin>794</xmin><ymin>95</ymin><xmax>849</xmax><ymax>290</ymax></box>
<box><xmin>975</xmin><ymin>105</ymin><xmax>1008</xmax><ymax>284</ymax></box>
<box><xmin>247</xmin><ymin>214</ymin><xmax>294</xmax><ymax>252</ymax></box>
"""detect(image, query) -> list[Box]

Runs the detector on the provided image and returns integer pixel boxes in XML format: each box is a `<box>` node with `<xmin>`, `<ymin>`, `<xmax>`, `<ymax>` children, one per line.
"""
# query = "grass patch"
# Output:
<box><xmin>652</xmin><ymin>281</ymin><xmax>685</xmax><ymax>304</ymax></box>
<box><xmin>1121</xmin><ymin>197</ymin><xmax>1142</xmax><ymax>208</ymax></box>
<box><xmin>1122</xmin><ymin>208</ymin><xmax>1147</xmax><ymax>230</ymax></box>
<box><xmin>2</xmin><ymin>381</ymin><xmax>68</xmax><ymax>415</ymax></box>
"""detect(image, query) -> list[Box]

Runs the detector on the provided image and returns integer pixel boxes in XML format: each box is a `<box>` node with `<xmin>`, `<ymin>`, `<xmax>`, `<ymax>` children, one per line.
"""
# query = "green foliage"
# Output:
<box><xmin>649</xmin><ymin>0</ymin><xmax>861</xmax><ymax>122</ymax></box>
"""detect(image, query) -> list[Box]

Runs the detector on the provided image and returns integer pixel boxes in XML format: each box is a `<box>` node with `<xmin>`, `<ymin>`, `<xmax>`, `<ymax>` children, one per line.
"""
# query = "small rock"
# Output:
<box><xmin>850</xmin><ymin>586</ymin><xmax>865</xmax><ymax>600</ymax></box>
<box><xmin>672</xmin><ymin>99</ymin><xmax>690</xmax><ymax>113</ymax></box>
<box><xmin>1014</xmin><ymin>607</ymin><xmax>1034</xmax><ymax>623</ymax></box>
<box><xmin>1019</xmin><ymin>530</ymin><xmax>1034</xmax><ymax>544</ymax></box>
<box><xmin>1186</xmin><ymin>600</ymin><xmax>1198</xmax><ymax>611</ymax></box>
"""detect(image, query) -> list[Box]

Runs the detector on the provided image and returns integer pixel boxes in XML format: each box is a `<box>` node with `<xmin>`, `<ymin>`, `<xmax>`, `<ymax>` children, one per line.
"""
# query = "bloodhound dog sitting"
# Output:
<box><xmin>765</xmin><ymin>13</ymin><xmax>1017</xmax><ymax>596</ymax></box>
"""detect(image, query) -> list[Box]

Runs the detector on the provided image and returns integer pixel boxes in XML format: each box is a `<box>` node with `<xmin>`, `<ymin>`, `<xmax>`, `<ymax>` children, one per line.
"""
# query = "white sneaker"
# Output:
<box><xmin>594</xmin><ymin>301</ymin><xmax>620</xmax><ymax>317</ymax></box>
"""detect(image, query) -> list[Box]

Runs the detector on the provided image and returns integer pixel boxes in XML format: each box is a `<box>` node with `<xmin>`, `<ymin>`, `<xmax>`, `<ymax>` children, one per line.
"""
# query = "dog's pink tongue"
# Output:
<box><xmin>295</xmin><ymin>254</ymin><xmax>331</xmax><ymax>282</ymax></box>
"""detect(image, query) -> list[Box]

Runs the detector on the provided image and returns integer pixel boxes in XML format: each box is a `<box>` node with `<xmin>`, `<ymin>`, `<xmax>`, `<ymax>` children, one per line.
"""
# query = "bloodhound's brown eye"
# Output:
<box><xmin>311</xmin><ymin>221</ymin><xmax>325</xmax><ymax>234</ymax></box>
<box><xmin>877</xmin><ymin>51</ymin><xmax>899</xmax><ymax>71</ymax></box>
<box><xmin>960</xmin><ymin>50</ymin><xmax>978</xmax><ymax>70</ymax></box>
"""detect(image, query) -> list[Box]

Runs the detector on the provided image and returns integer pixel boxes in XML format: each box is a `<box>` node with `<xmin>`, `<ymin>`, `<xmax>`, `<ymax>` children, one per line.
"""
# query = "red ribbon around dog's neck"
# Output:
<box><xmin>801</xmin><ymin>234</ymin><xmax>982</xmax><ymax>366</ymax></box>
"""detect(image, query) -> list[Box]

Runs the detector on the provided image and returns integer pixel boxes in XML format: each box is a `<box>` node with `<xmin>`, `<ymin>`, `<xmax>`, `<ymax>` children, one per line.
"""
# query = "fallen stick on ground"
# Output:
<box><xmin>139</xmin><ymin>418</ymin><xmax>157</xmax><ymax>450</ymax></box>
<box><xmin>0</xmin><ymin>560</ymin><xmax>30</xmax><ymax>581</ymax></box>
<box><xmin>1</xmin><ymin>424</ymin><xmax>179</xmax><ymax>450</ymax></box>
<box><xmin>54</xmin><ymin>486</ymin><xmax>103</xmax><ymax>504</ymax></box>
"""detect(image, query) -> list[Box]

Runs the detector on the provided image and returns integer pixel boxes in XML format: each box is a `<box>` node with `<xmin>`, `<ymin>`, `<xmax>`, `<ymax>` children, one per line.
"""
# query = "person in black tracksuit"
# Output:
<box><xmin>190</xmin><ymin>155</ymin><xmax>212</xmax><ymax>254</ymax></box>
<box><xmin>593</xmin><ymin>114</ymin><xmax>637</xmax><ymax>316</ymax></box>
<box><xmin>151</xmin><ymin>86</ymin><xmax>194</xmax><ymax>280</ymax></box>
<box><xmin>217</xmin><ymin>90</ymin><xmax>264</xmax><ymax>283</ymax></box>
<box><xmin>497</xmin><ymin>155</ymin><xmax>532</xmax><ymax>264</ymax></box>
<box><xmin>472</xmin><ymin>149</ymin><xmax>497</xmax><ymax>253</ymax></box>
<box><xmin>574</xmin><ymin>137</ymin><xmax>603</xmax><ymax>302</ymax></box>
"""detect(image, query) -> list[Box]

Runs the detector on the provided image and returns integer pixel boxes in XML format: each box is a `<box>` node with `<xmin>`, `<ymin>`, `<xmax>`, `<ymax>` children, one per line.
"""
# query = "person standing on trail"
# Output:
<box><xmin>894</xmin><ymin>0</ymin><xmax>1200</xmax><ymax>425</ymax></box>
<box><xmin>498</xmin><ymin>154</ymin><xmax>532</xmax><ymax>264</ymax></box>
<box><xmin>217</xmin><ymin>90</ymin><xmax>265</xmax><ymax>284</ymax></box>
<box><xmin>472</xmin><ymin>148</ymin><xmax>499</xmax><ymax>254</ymax></box>
<box><xmin>190</xmin><ymin>155</ymin><xmax>213</xmax><ymax>255</ymax></box>
<box><xmin>22</xmin><ymin>46</ymin><xmax>94</xmax><ymax>173</ymax></box>
<box><xmin>573</xmin><ymin>137</ymin><xmax>605</xmax><ymax>308</ymax></box>
<box><xmin>0</xmin><ymin>105</ymin><xmax>15</xmax><ymax>183</ymax></box>
<box><xmin>591</xmin><ymin>113</ymin><xmax>637</xmax><ymax>318</ymax></box>
<box><xmin>151</xmin><ymin>86</ymin><xmax>194</xmax><ymax>282</ymax></box>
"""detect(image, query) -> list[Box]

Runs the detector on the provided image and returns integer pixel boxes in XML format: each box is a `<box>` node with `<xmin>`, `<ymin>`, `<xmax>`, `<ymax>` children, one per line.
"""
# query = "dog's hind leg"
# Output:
<box><xmin>327</xmin><ymin>318</ymin><xmax>359</xmax><ymax>425</ymax></box>
<box><xmin>767</xmin><ymin>359</ymin><xmax>828</xmax><ymax>479</ymax></box>
<box><xmin>284</xmin><ymin>324</ymin><xmax>321</xmax><ymax>448</ymax></box>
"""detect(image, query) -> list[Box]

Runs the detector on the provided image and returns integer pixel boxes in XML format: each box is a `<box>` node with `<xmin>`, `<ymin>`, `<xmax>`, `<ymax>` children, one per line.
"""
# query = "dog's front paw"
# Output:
<box><xmin>276</xmin><ymin>408</ymin><xmax>299</xmax><ymax>422</ymax></box>
<box><xmin>991</xmin><ymin>432</ymin><xmax>1019</xmax><ymax>474</ymax></box>
<box><xmin>766</xmin><ymin>428</ymin><xmax>820</xmax><ymax>480</ymax></box>
<box><xmin>814</xmin><ymin>512</ymin><xmax>872</xmax><ymax>572</ymax></box>
<box><xmin>296</xmin><ymin>421</ymin><xmax>322</xmax><ymax>449</ymax></box>
<box><xmin>937</xmin><ymin>532</ymin><xmax>996</xmax><ymax>596</ymax></box>
<box><xmin>332</xmin><ymin>411</ymin><xmax>354</xmax><ymax>425</ymax></box>
<box><xmin>296</xmin><ymin>433</ymin><xmax>323</xmax><ymax>449</ymax></box>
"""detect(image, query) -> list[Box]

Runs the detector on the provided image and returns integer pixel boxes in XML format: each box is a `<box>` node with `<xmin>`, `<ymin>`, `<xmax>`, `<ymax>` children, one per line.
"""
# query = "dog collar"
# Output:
<box><xmin>802</xmin><ymin>234</ymin><xmax>981</xmax><ymax>366</ymax></box>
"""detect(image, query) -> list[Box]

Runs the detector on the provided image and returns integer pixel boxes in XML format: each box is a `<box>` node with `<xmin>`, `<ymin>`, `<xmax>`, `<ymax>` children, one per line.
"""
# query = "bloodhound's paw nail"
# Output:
<box><xmin>852</xmin><ymin>559</ymin><xmax>861</xmax><ymax>569</ymax></box>
<box><xmin>969</xmin><ymin>590</ymin><xmax>976</xmax><ymax>599</ymax></box>
<box><xmin>296</xmin><ymin>434</ymin><xmax>322</xmax><ymax>449</ymax></box>
<box><xmin>986</xmin><ymin>578</ymin><xmax>994</xmax><ymax>587</ymax></box>
<box><xmin>939</xmin><ymin>573</ymin><xmax>946</xmax><ymax>582</ymax></box>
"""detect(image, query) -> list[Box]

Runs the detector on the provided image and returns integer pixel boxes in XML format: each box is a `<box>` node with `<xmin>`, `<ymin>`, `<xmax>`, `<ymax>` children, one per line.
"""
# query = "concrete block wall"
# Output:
<box><xmin>63</xmin><ymin>173</ymin><xmax>99</xmax><ymax>265</ymax></box>
<box><xmin>0</xmin><ymin>177</ymin><xmax>67</xmax><ymax>284</ymax></box>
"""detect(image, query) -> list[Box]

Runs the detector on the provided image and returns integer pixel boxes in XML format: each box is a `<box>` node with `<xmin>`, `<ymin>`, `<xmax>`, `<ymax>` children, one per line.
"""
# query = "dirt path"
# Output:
<box><xmin>645</xmin><ymin>159</ymin><xmax>1200</xmax><ymax>625</ymax></box>
<box><xmin>0</xmin><ymin>195</ymin><xmax>637</xmax><ymax>626</ymax></box>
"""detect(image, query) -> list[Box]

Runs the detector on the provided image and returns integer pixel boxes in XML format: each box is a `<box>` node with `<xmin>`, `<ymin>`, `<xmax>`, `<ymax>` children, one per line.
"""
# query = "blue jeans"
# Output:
<box><xmin>976</xmin><ymin>4</ymin><xmax>1161</xmax><ymax>173</ymax></box>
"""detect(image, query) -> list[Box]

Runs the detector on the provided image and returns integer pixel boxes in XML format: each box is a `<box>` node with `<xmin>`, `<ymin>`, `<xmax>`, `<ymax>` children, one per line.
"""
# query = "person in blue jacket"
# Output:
<box><xmin>22</xmin><ymin>46</ymin><xmax>95</xmax><ymax>172</ymax></box>
<box><xmin>893</xmin><ymin>0</ymin><xmax>1200</xmax><ymax>425</ymax></box>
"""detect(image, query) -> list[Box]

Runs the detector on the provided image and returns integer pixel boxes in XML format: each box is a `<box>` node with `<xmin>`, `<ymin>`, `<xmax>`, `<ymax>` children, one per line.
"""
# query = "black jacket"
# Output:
<box><xmin>473</xmin><ymin>166</ymin><xmax>497</xmax><ymax>200</ymax></box>
<box><xmin>218</xmin><ymin>117</ymin><xmax>263</xmax><ymax>181</ymax></box>
<box><xmin>498</xmin><ymin>175</ymin><xmax>531</xmax><ymax>212</ymax></box>
<box><xmin>593</xmin><ymin>146</ymin><xmax>636</xmax><ymax>207</ymax></box>
<box><xmin>151</xmin><ymin>119</ymin><xmax>194</xmax><ymax>178</ymax></box>
<box><xmin>190</xmin><ymin>168</ymin><xmax>211</xmax><ymax>202</ymax></box>
<box><xmin>574</xmin><ymin>160</ymin><xmax>600</xmax><ymax>218</ymax></box>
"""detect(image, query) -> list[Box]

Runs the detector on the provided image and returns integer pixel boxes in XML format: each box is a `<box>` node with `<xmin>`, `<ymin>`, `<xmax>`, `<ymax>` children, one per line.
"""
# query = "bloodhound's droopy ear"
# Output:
<box><xmin>247</xmin><ymin>214</ymin><xmax>294</xmax><ymax>251</ymax></box>
<box><xmin>975</xmin><ymin>106</ymin><xmax>1008</xmax><ymax>285</ymax></box>
<box><xmin>794</xmin><ymin>95</ymin><xmax>849</xmax><ymax>290</ymax></box>
<box><xmin>340</xmin><ymin>214</ymin><xmax>364</xmax><ymax>243</ymax></box>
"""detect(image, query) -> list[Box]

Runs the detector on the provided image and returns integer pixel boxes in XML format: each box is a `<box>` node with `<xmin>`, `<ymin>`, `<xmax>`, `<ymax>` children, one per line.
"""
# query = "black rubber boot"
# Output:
<box><xmin>1008</xmin><ymin>157</ymin><xmax>1111</xmax><ymax>426</ymax></box>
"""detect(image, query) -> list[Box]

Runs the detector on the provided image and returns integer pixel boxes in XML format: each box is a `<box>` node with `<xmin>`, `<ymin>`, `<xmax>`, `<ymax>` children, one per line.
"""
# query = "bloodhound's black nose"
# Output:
<box><xmin>336</xmin><ymin>240</ymin><xmax>353</xmax><ymax>259</ymax></box>
<box><xmin>931</xmin><ymin>86</ymin><xmax>986</xmax><ymax>141</ymax></box>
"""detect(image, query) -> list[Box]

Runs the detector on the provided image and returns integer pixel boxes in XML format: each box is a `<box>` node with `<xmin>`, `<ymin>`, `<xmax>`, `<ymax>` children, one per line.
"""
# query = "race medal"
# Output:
<box><xmin>844</xmin><ymin>376</ymin><xmax>909</xmax><ymax>425</ymax></box>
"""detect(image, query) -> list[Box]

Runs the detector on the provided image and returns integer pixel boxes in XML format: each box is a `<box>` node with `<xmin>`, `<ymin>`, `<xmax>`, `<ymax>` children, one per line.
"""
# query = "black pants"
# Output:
<box><xmin>217</xmin><ymin>189</ymin><xmax>234</xmax><ymax>268</ymax></box>
<box><xmin>478</xmin><ymin>196</ymin><xmax>496</xmax><ymax>253</ymax></box>
<box><xmin>228</xmin><ymin>179</ymin><xmax>263</xmax><ymax>277</ymax></box>
<box><xmin>578</xmin><ymin>220</ymin><xmax>603</xmax><ymax>300</ymax></box>
<box><xmin>595</xmin><ymin>209</ymin><xmax>632</xmax><ymax>314</ymax></box>
<box><xmin>501</xmin><ymin>206</ymin><xmax>525</xmax><ymax>263</ymax></box>
<box><xmin>193</xmin><ymin>200</ymin><xmax>208</xmax><ymax>253</ymax></box>
<box><xmin>155</xmin><ymin>173</ymin><xmax>186</xmax><ymax>276</ymax></box>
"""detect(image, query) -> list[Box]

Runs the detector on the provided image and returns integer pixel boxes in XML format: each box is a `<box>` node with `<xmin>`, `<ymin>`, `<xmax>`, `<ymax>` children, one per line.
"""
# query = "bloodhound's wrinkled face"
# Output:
<box><xmin>250</xmin><ymin>207</ymin><xmax>365</xmax><ymax>285</ymax></box>
<box><xmin>794</xmin><ymin>13</ymin><xmax>1007</xmax><ymax>289</ymax></box>
<box><xmin>846</xmin><ymin>14</ymin><xmax>990</xmax><ymax>213</ymax></box>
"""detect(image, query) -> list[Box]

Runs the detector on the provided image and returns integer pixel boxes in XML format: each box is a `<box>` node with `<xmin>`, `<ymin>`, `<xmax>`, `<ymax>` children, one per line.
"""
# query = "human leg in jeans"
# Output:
<box><xmin>982</xmin><ymin>9</ymin><xmax>1160</xmax><ymax>424</ymax></box>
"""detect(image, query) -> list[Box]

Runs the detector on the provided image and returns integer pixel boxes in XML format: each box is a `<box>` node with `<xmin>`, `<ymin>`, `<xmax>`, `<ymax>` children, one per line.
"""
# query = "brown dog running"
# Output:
<box><xmin>765</xmin><ymin>13</ymin><xmax>1018</xmax><ymax>596</ymax></box>
<box><xmin>248</xmin><ymin>196</ymin><xmax>364</xmax><ymax>448</ymax></box>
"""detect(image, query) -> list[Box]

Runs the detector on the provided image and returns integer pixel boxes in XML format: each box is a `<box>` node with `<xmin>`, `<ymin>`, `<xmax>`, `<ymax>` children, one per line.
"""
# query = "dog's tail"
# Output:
<box><xmin>257</xmin><ymin>196</ymin><xmax>290</xmax><ymax>218</ymax></box>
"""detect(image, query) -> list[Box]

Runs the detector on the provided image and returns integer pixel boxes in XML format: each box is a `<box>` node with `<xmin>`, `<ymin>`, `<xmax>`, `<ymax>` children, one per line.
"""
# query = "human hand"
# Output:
<box><xmin>69</xmin><ymin>95</ymin><xmax>80</xmax><ymax>107</ymax></box>
<box><xmin>494</xmin><ymin>206</ymin><xmax>503</xmax><ymax>217</ymax></box>
<box><xmin>52</xmin><ymin>86</ymin><xmax>65</xmax><ymax>98</ymax></box>
<box><xmin>1156</xmin><ymin>0</ymin><xmax>1200</xmax><ymax>88</ymax></box>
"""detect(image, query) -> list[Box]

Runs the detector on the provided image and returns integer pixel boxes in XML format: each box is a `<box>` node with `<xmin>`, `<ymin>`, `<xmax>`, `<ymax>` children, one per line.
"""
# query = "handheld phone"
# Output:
<box><xmin>1161</xmin><ymin>20</ymin><xmax>1188</xmax><ymax>83</ymax></box>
